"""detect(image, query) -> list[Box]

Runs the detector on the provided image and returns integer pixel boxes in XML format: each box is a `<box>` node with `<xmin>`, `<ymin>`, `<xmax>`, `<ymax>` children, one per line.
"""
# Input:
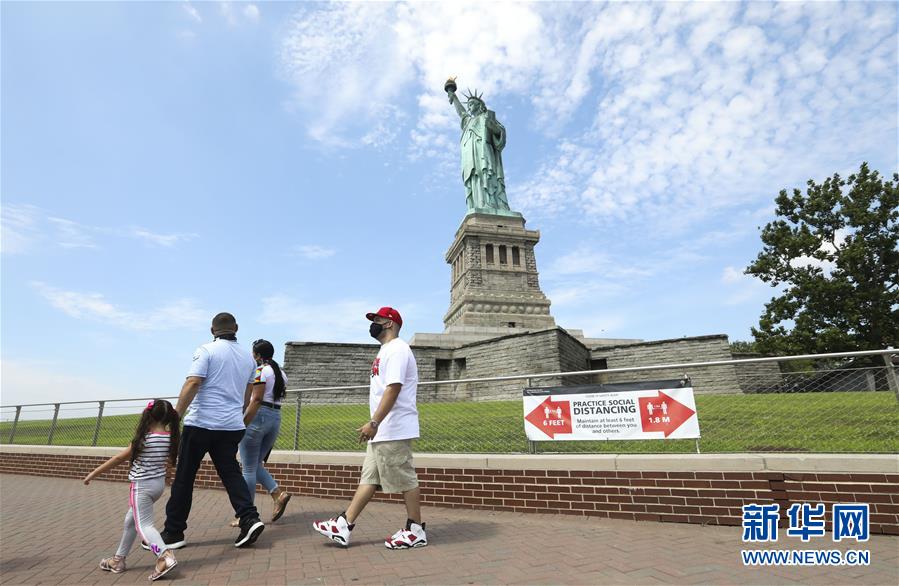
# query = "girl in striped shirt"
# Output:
<box><xmin>84</xmin><ymin>399</ymin><xmax>181</xmax><ymax>581</ymax></box>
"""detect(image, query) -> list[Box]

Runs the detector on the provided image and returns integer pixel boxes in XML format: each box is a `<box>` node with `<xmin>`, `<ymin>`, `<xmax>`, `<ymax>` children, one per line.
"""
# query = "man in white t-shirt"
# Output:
<box><xmin>157</xmin><ymin>313</ymin><xmax>266</xmax><ymax>551</ymax></box>
<box><xmin>313</xmin><ymin>306</ymin><xmax>427</xmax><ymax>549</ymax></box>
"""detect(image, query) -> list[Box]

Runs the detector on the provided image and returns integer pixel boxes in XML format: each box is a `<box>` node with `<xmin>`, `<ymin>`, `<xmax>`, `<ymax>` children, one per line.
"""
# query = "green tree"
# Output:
<box><xmin>746</xmin><ymin>163</ymin><xmax>898</xmax><ymax>355</ymax></box>
<box><xmin>729</xmin><ymin>340</ymin><xmax>759</xmax><ymax>354</ymax></box>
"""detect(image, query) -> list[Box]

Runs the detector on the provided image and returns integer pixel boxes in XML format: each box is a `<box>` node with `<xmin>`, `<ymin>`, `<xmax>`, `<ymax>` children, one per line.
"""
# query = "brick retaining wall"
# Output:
<box><xmin>1</xmin><ymin>448</ymin><xmax>896</xmax><ymax>535</ymax></box>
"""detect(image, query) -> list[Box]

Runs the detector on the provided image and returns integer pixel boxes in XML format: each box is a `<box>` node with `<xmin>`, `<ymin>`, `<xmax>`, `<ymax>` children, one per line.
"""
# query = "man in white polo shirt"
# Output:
<box><xmin>313</xmin><ymin>306</ymin><xmax>427</xmax><ymax>549</ymax></box>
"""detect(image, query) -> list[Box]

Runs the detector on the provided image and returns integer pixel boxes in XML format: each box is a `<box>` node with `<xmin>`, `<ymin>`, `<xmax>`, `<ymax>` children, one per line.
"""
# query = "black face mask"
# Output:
<box><xmin>369</xmin><ymin>322</ymin><xmax>384</xmax><ymax>339</ymax></box>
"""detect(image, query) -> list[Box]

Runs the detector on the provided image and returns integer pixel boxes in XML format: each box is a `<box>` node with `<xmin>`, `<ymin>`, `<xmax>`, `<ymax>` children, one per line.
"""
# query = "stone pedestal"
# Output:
<box><xmin>443</xmin><ymin>213</ymin><xmax>555</xmax><ymax>332</ymax></box>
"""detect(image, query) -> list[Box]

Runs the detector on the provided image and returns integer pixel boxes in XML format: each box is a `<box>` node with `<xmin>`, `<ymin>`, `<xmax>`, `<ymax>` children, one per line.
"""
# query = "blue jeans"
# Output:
<box><xmin>238</xmin><ymin>406</ymin><xmax>281</xmax><ymax>503</ymax></box>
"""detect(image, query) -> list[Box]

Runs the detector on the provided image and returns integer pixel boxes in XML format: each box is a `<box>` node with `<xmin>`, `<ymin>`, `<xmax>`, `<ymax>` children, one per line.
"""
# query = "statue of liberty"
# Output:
<box><xmin>445</xmin><ymin>78</ymin><xmax>519</xmax><ymax>217</ymax></box>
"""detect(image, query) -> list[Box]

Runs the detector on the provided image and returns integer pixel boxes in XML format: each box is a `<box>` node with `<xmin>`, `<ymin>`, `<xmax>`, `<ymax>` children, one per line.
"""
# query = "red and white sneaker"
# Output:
<box><xmin>312</xmin><ymin>514</ymin><xmax>353</xmax><ymax>547</ymax></box>
<box><xmin>385</xmin><ymin>521</ymin><xmax>427</xmax><ymax>549</ymax></box>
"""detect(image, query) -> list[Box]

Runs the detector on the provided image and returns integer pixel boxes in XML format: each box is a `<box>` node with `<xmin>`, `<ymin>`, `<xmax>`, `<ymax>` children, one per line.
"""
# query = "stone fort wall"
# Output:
<box><xmin>589</xmin><ymin>335</ymin><xmax>742</xmax><ymax>394</ymax></box>
<box><xmin>283</xmin><ymin>330</ymin><xmax>762</xmax><ymax>403</ymax></box>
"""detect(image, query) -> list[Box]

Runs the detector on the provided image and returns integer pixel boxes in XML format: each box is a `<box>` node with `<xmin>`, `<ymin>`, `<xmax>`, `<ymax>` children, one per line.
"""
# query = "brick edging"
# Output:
<box><xmin>1</xmin><ymin>449</ymin><xmax>896</xmax><ymax>534</ymax></box>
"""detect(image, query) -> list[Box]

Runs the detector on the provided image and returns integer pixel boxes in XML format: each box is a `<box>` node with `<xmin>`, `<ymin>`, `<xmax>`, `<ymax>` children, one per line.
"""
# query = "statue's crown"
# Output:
<box><xmin>463</xmin><ymin>89</ymin><xmax>484</xmax><ymax>104</ymax></box>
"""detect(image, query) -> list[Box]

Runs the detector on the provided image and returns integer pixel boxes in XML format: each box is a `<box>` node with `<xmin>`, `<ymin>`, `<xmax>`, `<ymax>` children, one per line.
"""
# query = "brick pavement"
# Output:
<box><xmin>1</xmin><ymin>474</ymin><xmax>896</xmax><ymax>585</ymax></box>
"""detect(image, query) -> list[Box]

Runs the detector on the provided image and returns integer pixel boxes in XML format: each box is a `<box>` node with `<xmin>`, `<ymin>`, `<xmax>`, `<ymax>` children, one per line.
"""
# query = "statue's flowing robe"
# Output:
<box><xmin>460</xmin><ymin>111</ymin><xmax>509</xmax><ymax>211</ymax></box>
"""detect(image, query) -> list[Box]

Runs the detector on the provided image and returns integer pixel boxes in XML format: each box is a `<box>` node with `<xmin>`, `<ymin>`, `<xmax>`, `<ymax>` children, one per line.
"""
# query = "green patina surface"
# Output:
<box><xmin>446</xmin><ymin>77</ymin><xmax>521</xmax><ymax>218</ymax></box>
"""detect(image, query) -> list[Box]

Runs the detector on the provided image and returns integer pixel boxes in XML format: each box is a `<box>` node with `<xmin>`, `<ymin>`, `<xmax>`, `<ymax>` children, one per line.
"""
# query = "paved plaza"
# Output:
<box><xmin>1</xmin><ymin>474</ymin><xmax>896</xmax><ymax>585</ymax></box>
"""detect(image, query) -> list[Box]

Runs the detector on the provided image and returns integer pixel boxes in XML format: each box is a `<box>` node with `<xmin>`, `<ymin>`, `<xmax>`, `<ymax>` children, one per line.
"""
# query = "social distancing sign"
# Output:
<box><xmin>523</xmin><ymin>381</ymin><xmax>700</xmax><ymax>441</ymax></box>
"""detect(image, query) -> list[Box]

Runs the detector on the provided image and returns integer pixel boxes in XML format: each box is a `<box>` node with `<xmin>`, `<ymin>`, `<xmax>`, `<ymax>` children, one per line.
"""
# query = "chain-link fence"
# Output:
<box><xmin>2</xmin><ymin>349</ymin><xmax>897</xmax><ymax>454</ymax></box>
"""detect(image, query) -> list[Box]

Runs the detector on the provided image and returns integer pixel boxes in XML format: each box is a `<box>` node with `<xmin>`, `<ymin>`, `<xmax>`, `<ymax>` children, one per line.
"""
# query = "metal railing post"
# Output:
<box><xmin>8</xmin><ymin>406</ymin><xmax>22</xmax><ymax>443</ymax></box>
<box><xmin>92</xmin><ymin>401</ymin><xmax>105</xmax><ymax>446</ymax></box>
<box><xmin>526</xmin><ymin>378</ymin><xmax>537</xmax><ymax>455</ymax></box>
<box><xmin>293</xmin><ymin>392</ymin><xmax>302</xmax><ymax>451</ymax></box>
<box><xmin>47</xmin><ymin>403</ymin><xmax>60</xmax><ymax>445</ymax></box>
<box><xmin>884</xmin><ymin>353</ymin><xmax>899</xmax><ymax>403</ymax></box>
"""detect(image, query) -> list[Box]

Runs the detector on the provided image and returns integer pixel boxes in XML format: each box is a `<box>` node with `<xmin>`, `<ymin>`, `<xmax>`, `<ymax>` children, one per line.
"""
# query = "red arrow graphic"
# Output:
<box><xmin>638</xmin><ymin>391</ymin><xmax>695</xmax><ymax>437</ymax></box>
<box><xmin>525</xmin><ymin>397</ymin><xmax>572</xmax><ymax>439</ymax></box>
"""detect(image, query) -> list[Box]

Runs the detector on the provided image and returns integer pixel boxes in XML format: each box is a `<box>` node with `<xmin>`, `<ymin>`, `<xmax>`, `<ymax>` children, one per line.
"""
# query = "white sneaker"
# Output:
<box><xmin>386</xmin><ymin>527</ymin><xmax>404</xmax><ymax>543</ymax></box>
<box><xmin>312</xmin><ymin>514</ymin><xmax>352</xmax><ymax>547</ymax></box>
<box><xmin>385</xmin><ymin>521</ymin><xmax>427</xmax><ymax>549</ymax></box>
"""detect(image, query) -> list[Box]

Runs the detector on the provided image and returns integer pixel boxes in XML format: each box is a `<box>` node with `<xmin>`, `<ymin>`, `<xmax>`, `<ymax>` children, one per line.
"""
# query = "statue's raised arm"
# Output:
<box><xmin>445</xmin><ymin>77</ymin><xmax>468</xmax><ymax>121</ymax></box>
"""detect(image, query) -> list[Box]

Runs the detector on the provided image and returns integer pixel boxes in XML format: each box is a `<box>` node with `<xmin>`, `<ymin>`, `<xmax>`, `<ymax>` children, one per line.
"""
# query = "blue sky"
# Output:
<box><xmin>2</xmin><ymin>1</ymin><xmax>897</xmax><ymax>407</ymax></box>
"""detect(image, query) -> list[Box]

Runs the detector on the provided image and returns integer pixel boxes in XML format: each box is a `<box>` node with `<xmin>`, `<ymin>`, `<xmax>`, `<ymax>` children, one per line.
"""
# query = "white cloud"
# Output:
<box><xmin>218</xmin><ymin>1</ymin><xmax>258</xmax><ymax>25</ymax></box>
<box><xmin>2</xmin><ymin>205</ymin><xmax>100</xmax><ymax>252</ymax></box>
<box><xmin>220</xmin><ymin>2</ymin><xmax>237</xmax><ymax>26</ymax></box>
<box><xmin>722</xmin><ymin>266</ymin><xmax>747</xmax><ymax>284</ymax></box>
<box><xmin>1</xmin><ymin>204</ymin><xmax>41</xmax><ymax>254</ymax></box>
<box><xmin>32</xmin><ymin>282</ymin><xmax>208</xmax><ymax>331</ymax></box>
<box><xmin>260</xmin><ymin>295</ymin><xmax>424</xmax><ymax>343</ymax></box>
<box><xmin>544</xmin><ymin>208</ymin><xmax>769</xmax><ymax>313</ymax></box>
<box><xmin>721</xmin><ymin>265</ymin><xmax>769</xmax><ymax>306</ymax></box>
<box><xmin>278</xmin><ymin>1</ymin><xmax>897</xmax><ymax>227</ymax></box>
<box><xmin>244</xmin><ymin>4</ymin><xmax>260</xmax><ymax>21</ymax></box>
<box><xmin>292</xmin><ymin>245</ymin><xmax>336</xmax><ymax>260</ymax></box>
<box><xmin>260</xmin><ymin>296</ymin><xmax>373</xmax><ymax>343</ymax></box>
<box><xmin>542</xmin><ymin>246</ymin><xmax>655</xmax><ymax>313</ymax></box>
<box><xmin>0</xmin><ymin>359</ymin><xmax>123</xmax><ymax>410</ymax></box>
<box><xmin>1</xmin><ymin>204</ymin><xmax>198</xmax><ymax>253</ymax></box>
<box><xmin>546</xmin><ymin>247</ymin><xmax>653</xmax><ymax>280</ymax></box>
<box><xmin>182</xmin><ymin>2</ymin><xmax>202</xmax><ymax>24</ymax></box>
<box><xmin>722</xmin><ymin>26</ymin><xmax>768</xmax><ymax>61</ymax></box>
<box><xmin>560</xmin><ymin>313</ymin><xmax>628</xmax><ymax>339</ymax></box>
<box><xmin>130</xmin><ymin>227</ymin><xmax>197</xmax><ymax>248</ymax></box>
<box><xmin>546</xmin><ymin>281</ymin><xmax>629</xmax><ymax>308</ymax></box>
<box><xmin>513</xmin><ymin>2</ymin><xmax>897</xmax><ymax>225</ymax></box>
<box><xmin>279</xmin><ymin>2</ymin><xmax>552</xmax><ymax>149</ymax></box>
<box><xmin>787</xmin><ymin>228</ymin><xmax>848</xmax><ymax>275</ymax></box>
<box><xmin>46</xmin><ymin>217</ymin><xmax>99</xmax><ymax>249</ymax></box>
<box><xmin>279</xmin><ymin>2</ymin><xmax>414</xmax><ymax>147</ymax></box>
<box><xmin>361</xmin><ymin>105</ymin><xmax>407</xmax><ymax>148</ymax></box>
<box><xmin>789</xmin><ymin>254</ymin><xmax>834</xmax><ymax>273</ymax></box>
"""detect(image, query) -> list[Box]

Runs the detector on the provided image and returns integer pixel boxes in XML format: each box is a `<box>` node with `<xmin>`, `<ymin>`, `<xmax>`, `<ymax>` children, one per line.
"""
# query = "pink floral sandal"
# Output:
<box><xmin>99</xmin><ymin>555</ymin><xmax>126</xmax><ymax>574</ymax></box>
<box><xmin>149</xmin><ymin>550</ymin><xmax>177</xmax><ymax>581</ymax></box>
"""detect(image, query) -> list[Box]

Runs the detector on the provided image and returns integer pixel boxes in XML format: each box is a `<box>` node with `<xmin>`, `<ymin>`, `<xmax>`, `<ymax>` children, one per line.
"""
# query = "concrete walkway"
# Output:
<box><xmin>1</xmin><ymin>474</ymin><xmax>896</xmax><ymax>585</ymax></box>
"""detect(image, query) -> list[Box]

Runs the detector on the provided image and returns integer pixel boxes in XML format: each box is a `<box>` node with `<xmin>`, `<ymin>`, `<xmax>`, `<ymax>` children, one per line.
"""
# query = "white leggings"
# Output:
<box><xmin>115</xmin><ymin>476</ymin><xmax>167</xmax><ymax>558</ymax></box>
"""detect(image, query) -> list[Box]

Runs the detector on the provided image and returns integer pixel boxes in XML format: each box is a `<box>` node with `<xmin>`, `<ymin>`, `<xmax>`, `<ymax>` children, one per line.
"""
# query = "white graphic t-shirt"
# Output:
<box><xmin>252</xmin><ymin>364</ymin><xmax>289</xmax><ymax>405</ymax></box>
<box><xmin>184</xmin><ymin>338</ymin><xmax>256</xmax><ymax>431</ymax></box>
<box><xmin>369</xmin><ymin>338</ymin><xmax>419</xmax><ymax>442</ymax></box>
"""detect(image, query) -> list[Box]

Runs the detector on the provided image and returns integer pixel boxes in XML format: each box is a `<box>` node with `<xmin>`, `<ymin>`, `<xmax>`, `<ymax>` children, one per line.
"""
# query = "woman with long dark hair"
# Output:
<box><xmin>234</xmin><ymin>339</ymin><xmax>292</xmax><ymax>524</ymax></box>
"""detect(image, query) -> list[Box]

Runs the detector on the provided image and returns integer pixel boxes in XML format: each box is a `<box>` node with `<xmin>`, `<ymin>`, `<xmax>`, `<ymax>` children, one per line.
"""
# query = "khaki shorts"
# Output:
<box><xmin>360</xmin><ymin>439</ymin><xmax>419</xmax><ymax>494</ymax></box>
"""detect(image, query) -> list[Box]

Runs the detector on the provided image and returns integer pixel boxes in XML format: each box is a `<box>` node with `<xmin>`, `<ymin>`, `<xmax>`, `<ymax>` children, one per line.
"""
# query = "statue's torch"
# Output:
<box><xmin>444</xmin><ymin>76</ymin><xmax>457</xmax><ymax>94</ymax></box>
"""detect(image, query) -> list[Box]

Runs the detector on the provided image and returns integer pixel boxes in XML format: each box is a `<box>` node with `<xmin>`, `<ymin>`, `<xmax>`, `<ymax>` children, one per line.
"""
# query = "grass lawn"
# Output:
<box><xmin>2</xmin><ymin>391</ymin><xmax>897</xmax><ymax>454</ymax></box>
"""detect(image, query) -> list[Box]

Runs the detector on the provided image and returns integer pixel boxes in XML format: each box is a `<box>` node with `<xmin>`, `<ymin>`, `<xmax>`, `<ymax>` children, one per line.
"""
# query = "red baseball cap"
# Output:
<box><xmin>366</xmin><ymin>306</ymin><xmax>403</xmax><ymax>327</ymax></box>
